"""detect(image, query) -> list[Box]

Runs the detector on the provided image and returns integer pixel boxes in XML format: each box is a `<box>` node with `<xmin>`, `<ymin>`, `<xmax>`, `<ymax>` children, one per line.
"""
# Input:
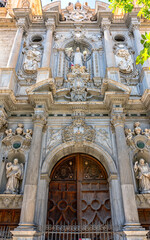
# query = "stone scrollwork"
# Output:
<box><xmin>115</xmin><ymin>49</ymin><xmax>134</xmax><ymax>74</ymax></box>
<box><xmin>62</xmin><ymin>118</ymin><xmax>95</xmax><ymax>143</ymax></box>
<box><xmin>95</xmin><ymin>129</ymin><xmax>112</xmax><ymax>152</ymax></box>
<box><xmin>125</xmin><ymin>122</ymin><xmax>150</xmax><ymax>150</ymax></box>
<box><xmin>0</xmin><ymin>194</ymin><xmax>23</xmax><ymax>209</ymax></box>
<box><xmin>23</xmin><ymin>49</ymin><xmax>41</xmax><ymax>74</ymax></box>
<box><xmin>4</xmin><ymin>158</ymin><xmax>24</xmax><ymax>194</ymax></box>
<box><xmin>60</xmin><ymin>2</ymin><xmax>96</xmax><ymax>22</ymax></box>
<box><xmin>17</xmin><ymin>37</ymin><xmax>43</xmax><ymax>85</ymax></box>
<box><xmin>136</xmin><ymin>194</ymin><xmax>150</xmax><ymax>208</ymax></box>
<box><xmin>113</xmin><ymin>43</ymin><xmax>138</xmax><ymax>81</ymax></box>
<box><xmin>134</xmin><ymin>159</ymin><xmax>150</xmax><ymax>194</ymax></box>
<box><xmin>2</xmin><ymin>123</ymin><xmax>32</xmax><ymax>151</ymax></box>
<box><xmin>46</xmin><ymin>117</ymin><xmax>95</xmax><ymax>152</ymax></box>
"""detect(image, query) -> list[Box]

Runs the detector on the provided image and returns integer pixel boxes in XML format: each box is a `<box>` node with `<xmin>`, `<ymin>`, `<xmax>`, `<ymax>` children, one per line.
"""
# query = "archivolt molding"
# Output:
<box><xmin>41</xmin><ymin>141</ymin><xmax>117</xmax><ymax>178</ymax></box>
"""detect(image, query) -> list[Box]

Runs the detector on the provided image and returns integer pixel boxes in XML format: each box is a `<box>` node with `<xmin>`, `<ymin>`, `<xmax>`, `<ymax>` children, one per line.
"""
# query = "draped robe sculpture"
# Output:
<box><xmin>134</xmin><ymin>159</ymin><xmax>150</xmax><ymax>194</ymax></box>
<box><xmin>4</xmin><ymin>159</ymin><xmax>23</xmax><ymax>194</ymax></box>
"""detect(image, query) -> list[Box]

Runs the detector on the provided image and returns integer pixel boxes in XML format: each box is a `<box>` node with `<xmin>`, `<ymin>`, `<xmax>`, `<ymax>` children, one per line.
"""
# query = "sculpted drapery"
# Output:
<box><xmin>4</xmin><ymin>158</ymin><xmax>23</xmax><ymax>194</ymax></box>
<box><xmin>134</xmin><ymin>159</ymin><xmax>150</xmax><ymax>194</ymax></box>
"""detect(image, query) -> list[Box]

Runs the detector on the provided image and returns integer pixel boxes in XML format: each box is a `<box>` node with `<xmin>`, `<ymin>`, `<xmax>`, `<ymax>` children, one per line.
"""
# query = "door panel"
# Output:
<box><xmin>47</xmin><ymin>154</ymin><xmax>111</xmax><ymax>225</ymax></box>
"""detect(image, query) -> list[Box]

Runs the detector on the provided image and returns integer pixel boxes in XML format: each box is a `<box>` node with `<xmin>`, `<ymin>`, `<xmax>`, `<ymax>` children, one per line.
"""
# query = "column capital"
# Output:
<box><xmin>16</xmin><ymin>17</ymin><xmax>28</xmax><ymax>31</ymax></box>
<box><xmin>33</xmin><ymin>108</ymin><xmax>47</xmax><ymax>126</ymax></box>
<box><xmin>101</xmin><ymin>18</ymin><xmax>111</xmax><ymax>31</ymax></box>
<box><xmin>45</xmin><ymin>18</ymin><xmax>55</xmax><ymax>31</ymax></box>
<box><xmin>111</xmin><ymin>108</ymin><xmax>125</xmax><ymax>127</ymax></box>
<box><xmin>129</xmin><ymin>18</ymin><xmax>140</xmax><ymax>32</ymax></box>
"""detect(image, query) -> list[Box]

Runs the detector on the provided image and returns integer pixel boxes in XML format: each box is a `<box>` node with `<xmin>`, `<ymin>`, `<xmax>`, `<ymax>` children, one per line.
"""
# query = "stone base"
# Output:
<box><xmin>106</xmin><ymin>67</ymin><xmax>120</xmax><ymax>82</ymax></box>
<box><xmin>12</xmin><ymin>224</ymin><xmax>41</xmax><ymax>240</ymax></box>
<box><xmin>123</xmin><ymin>230</ymin><xmax>149</xmax><ymax>240</ymax></box>
<box><xmin>37</xmin><ymin>67</ymin><xmax>52</xmax><ymax>83</ymax></box>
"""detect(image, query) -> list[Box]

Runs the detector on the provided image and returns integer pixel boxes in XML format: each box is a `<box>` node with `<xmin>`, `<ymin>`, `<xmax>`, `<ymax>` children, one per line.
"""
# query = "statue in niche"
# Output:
<box><xmin>134</xmin><ymin>159</ymin><xmax>150</xmax><ymax>194</ymax></box>
<box><xmin>4</xmin><ymin>158</ymin><xmax>23</xmax><ymax>194</ymax></box>
<box><xmin>65</xmin><ymin>47</ymin><xmax>87</xmax><ymax>68</ymax></box>
<box><xmin>115</xmin><ymin>49</ymin><xmax>134</xmax><ymax>74</ymax></box>
<box><xmin>23</xmin><ymin>49</ymin><xmax>41</xmax><ymax>74</ymax></box>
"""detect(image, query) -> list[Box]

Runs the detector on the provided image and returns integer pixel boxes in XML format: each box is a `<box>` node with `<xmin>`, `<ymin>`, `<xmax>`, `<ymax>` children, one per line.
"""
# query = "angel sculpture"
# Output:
<box><xmin>24</xmin><ymin>129</ymin><xmax>32</xmax><ymax>140</ymax></box>
<box><xmin>4</xmin><ymin>158</ymin><xmax>23</xmax><ymax>194</ymax></box>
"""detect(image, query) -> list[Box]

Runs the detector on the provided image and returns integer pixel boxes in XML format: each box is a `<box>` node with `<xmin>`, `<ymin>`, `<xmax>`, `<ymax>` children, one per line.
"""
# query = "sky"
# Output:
<box><xmin>41</xmin><ymin>0</ymin><xmax>109</xmax><ymax>8</ymax></box>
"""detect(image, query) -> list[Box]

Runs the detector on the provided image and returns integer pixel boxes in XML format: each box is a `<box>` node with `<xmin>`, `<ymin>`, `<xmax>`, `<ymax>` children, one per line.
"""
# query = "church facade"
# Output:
<box><xmin>0</xmin><ymin>0</ymin><xmax>150</xmax><ymax>239</ymax></box>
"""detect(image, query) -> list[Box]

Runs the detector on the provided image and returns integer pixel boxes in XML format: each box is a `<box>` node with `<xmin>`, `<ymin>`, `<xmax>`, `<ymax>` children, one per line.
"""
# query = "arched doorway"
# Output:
<box><xmin>47</xmin><ymin>153</ymin><xmax>111</xmax><ymax>225</ymax></box>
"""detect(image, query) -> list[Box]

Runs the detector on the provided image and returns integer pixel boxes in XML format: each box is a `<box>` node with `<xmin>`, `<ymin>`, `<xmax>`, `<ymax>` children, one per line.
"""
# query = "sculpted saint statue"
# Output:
<box><xmin>65</xmin><ymin>47</ymin><xmax>87</xmax><ymax>67</ymax></box>
<box><xmin>134</xmin><ymin>159</ymin><xmax>150</xmax><ymax>194</ymax></box>
<box><xmin>4</xmin><ymin>159</ymin><xmax>23</xmax><ymax>194</ymax></box>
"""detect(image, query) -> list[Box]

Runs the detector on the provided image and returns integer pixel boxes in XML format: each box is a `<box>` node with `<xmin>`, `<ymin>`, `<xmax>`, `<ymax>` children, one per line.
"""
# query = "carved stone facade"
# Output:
<box><xmin>0</xmin><ymin>0</ymin><xmax>149</xmax><ymax>239</ymax></box>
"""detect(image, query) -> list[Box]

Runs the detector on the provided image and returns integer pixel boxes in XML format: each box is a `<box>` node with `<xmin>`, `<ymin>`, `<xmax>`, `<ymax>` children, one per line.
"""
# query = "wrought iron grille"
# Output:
<box><xmin>0</xmin><ymin>227</ymin><xmax>12</xmax><ymax>240</ymax></box>
<box><xmin>42</xmin><ymin>223</ymin><xmax>126</xmax><ymax>240</ymax></box>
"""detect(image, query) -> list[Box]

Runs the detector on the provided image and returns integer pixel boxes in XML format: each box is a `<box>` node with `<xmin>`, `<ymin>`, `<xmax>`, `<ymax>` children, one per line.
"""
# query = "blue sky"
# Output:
<box><xmin>41</xmin><ymin>0</ymin><xmax>109</xmax><ymax>8</ymax></box>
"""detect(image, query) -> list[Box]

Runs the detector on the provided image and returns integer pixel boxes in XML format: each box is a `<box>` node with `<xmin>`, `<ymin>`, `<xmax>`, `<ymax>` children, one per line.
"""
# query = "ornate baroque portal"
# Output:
<box><xmin>47</xmin><ymin>154</ymin><xmax>111</xmax><ymax>225</ymax></box>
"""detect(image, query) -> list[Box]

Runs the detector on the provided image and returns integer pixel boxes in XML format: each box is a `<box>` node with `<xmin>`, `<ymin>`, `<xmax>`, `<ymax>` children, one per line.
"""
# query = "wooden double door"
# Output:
<box><xmin>47</xmin><ymin>154</ymin><xmax>111</xmax><ymax>225</ymax></box>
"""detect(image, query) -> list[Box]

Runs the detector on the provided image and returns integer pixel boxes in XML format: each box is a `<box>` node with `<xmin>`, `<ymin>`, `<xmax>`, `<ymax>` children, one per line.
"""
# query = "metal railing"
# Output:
<box><xmin>0</xmin><ymin>227</ymin><xmax>12</xmax><ymax>240</ymax></box>
<box><xmin>42</xmin><ymin>223</ymin><xmax>126</xmax><ymax>240</ymax></box>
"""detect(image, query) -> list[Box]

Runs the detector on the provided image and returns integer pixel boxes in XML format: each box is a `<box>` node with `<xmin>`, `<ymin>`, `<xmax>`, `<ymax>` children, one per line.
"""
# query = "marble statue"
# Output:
<box><xmin>65</xmin><ymin>47</ymin><xmax>87</xmax><ymax>67</ymax></box>
<box><xmin>23</xmin><ymin>49</ymin><xmax>41</xmax><ymax>74</ymax></box>
<box><xmin>134</xmin><ymin>159</ymin><xmax>150</xmax><ymax>194</ymax></box>
<box><xmin>115</xmin><ymin>49</ymin><xmax>134</xmax><ymax>74</ymax></box>
<box><xmin>4</xmin><ymin>159</ymin><xmax>23</xmax><ymax>194</ymax></box>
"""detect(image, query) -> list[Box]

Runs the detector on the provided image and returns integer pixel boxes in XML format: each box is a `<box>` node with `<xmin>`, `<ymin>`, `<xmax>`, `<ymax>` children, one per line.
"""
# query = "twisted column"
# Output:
<box><xmin>19</xmin><ymin>110</ymin><xmax>46</xmax><ymax>228</ymax></box>
<box><xmin>111</xmin><ymin>108</ymin><xmax>140</xmax><ymax>228</ymax></box>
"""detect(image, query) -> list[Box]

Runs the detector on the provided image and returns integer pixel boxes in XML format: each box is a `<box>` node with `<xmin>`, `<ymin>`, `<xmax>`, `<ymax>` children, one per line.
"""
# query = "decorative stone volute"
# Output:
<box><xmin>101</xmin><ymin>18</ymin><xmax>111</xmax><ymax>31</ymax></box>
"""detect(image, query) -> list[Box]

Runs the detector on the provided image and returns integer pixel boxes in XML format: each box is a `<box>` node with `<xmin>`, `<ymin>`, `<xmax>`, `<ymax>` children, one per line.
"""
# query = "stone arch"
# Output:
<box><xmin>41</xmin><ymin>141</ymin><xmax>117</xmax><ymax>177</ymax></box>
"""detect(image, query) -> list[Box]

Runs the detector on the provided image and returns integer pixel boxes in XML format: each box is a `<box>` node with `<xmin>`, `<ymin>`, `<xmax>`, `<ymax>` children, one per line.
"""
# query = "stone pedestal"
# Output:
<box><xmin>36</xmin><ymin>67</ymin><xmax>52</xmax><ymax>83</ymax></box>
<box><xmin>0</xmin><ymin>68</ymin><xmax>17</xmax><ymax>91</ymax></box>
<box><xmin>123</xmin><ymin>230</ymin><xmax>149</xmax><ymax>240</ymax></box>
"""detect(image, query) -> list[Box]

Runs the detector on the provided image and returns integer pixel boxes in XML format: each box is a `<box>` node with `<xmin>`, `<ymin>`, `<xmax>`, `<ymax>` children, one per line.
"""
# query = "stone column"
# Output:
<box><xmin>0</xmin><ymin>108</ymin><xmax>7</xmax><ymax>190</ymax></box>
<box><xmin>12</xmin><ymin>108</ymin><xmax>47</xmax><ymax>239</ymax></box>
<box><xmin>37</xmin><ymin>19</ymin><xmax>55</xmax><ymax>83</ymax></box>
<box><xmin>101</xmin><ymin>18</ymin><xmax>120</xmax><ymax>82</ymax></box>
<box><xmin>130</xmin><ymin>18</ymin><xmax>150</xmax><ymax>93</ymax></box>
<box><xmin>7</xmin><ymin>18</ymin><xmax>26</xmax><ymax>68</ymax></box>
<box><xmin>108</xmin><ymin>174</ymin><xmax>124</xmax><ymax>230</ymax></box>
<box><xmin>34</xmin><ymin>174</ymin><xmax>50</xmax><ymax>230</ymax></box>
<box><xmin>111</xmin><ymin>108</ymin><xmax>140</xmax><ymax>228</ymax></box>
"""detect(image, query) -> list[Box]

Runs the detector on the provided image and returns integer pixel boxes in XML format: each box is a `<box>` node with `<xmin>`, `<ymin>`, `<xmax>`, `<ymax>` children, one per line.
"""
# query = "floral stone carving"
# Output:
<box><xmin>66</xmin><ymin>65</ymin><xmax>90</xmax><ymax>101</ymax></box>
